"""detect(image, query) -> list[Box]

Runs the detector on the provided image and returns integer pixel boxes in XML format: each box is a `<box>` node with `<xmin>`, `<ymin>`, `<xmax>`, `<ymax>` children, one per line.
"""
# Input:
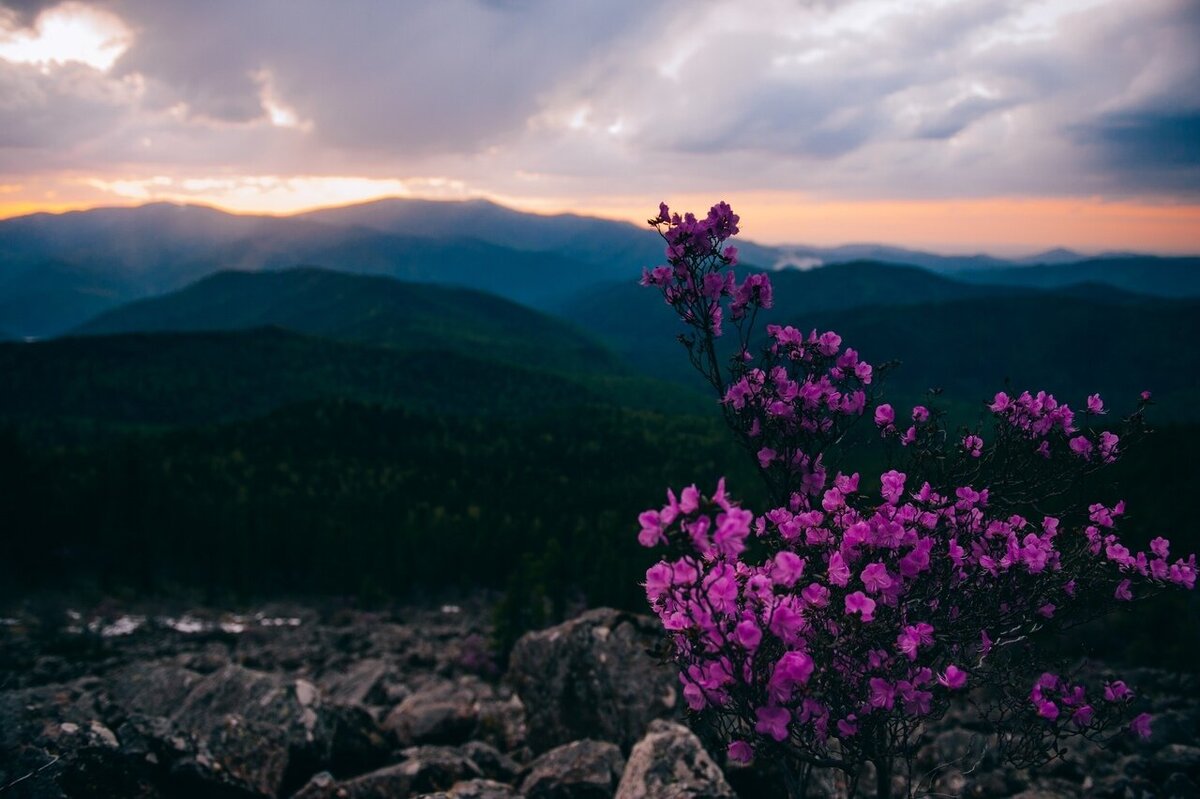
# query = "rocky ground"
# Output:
<box><xmin>0</xmin><ymin>598</ymin><xmax>1197</xmax><ymax>798</ymax></box>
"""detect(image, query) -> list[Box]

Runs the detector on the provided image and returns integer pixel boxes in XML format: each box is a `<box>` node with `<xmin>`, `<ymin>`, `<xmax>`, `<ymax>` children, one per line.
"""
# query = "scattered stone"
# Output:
<box><xmin>292</xmin><ymin>745</ymin><xmax>482</xmax><ymax>799</ymax></box>
<box><xmin>415</xmin><ymin>779</ymin><xmax>524</xmax><ymax>798</ymax></box>
<box><xmin>318</xmin><ymin>657</ymin><xmax>392</xmax><ymax>707</ymax></box>
<box><xmin>383</xmin><ymin>678</ymin><xmax>488</xmax><ymax>746</ymax></box>
<box><xmin>614</xmin><ymin>720</ymin><xmax>734</xmax><ymax>799</ymax></box>
<box><xmin>508</xmin><ymin>609</ymin><xmax>677</xmax><ymax>753</ymax></box>
<box><xmin>520</xmin><ymin>739</ymin><xmax>625</xmax><ymax>799</ymax></box>
<box><xmin>461</xmin><ymin>740</ymin><xmax>521</xmax><ymax>783</ymax></box>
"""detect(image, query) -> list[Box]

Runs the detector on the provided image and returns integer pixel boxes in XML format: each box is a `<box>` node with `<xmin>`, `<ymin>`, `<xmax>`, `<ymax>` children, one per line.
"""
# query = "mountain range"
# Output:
<box><xmin>2</xmin><ymin>198</ymin><xmax>1197</xmax><ymax>339</ymax></box>
<box><xmin>1</xmin><ymin>199</ymin><xmax>1197</xmax><ymax>623</ymax></box>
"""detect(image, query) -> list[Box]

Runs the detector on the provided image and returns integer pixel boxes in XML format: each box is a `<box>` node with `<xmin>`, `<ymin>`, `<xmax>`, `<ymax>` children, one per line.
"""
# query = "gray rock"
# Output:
<box><xmin>318</xmin><ymin>657</ymin><xmax>392</xmax><ymax>707</ymax></box>
<box><xmin>416</xmin><ymin>779</ymin><xmax>525</xmax><ymax>798</ymax></box>
<box><xmin>292</xmin><ymin>745</ymin><xmax>483</xmax><ymax>798</ymax></box>
<box><xmin>104</xmin><ymin>663</ymin><xmax>205</xmax><ymax>718</ymax></box>
<box><xmin>1163</xmin><ymin>771</ymin><xmax>1200</xmax><ymax>799</ymax></box>
<box><xmin>507</xmin><ymin>609</ymin><xmax>677</xmax><ymax>753</ymax></box>
<box><xmin>520</xmin><ymin>739</ymin><xmax>625</xmax><ymax>799</ymax></box>
<box><xmin>614</xmin><ymin>720</ymin><xmax>734</xmax><ymax>799</ymax></box>
<box><xmin>383</xmin><ymin>678</ymin><xmax>490</xmax><ymax>746</ymax></box>
<box><xmin>1152</xmin><ymin>744</ymin><xmax>1200</xmax><ymax>781</ymax></box>
<box><xmin>0</xmin><ymin>679</ymin><xmax>163</xmax><ymax>799</ymax></box>
<box><xmin>461</xmin><ymin>740</ymin><xmax>521</xmax><ymax>782</ymax></box>
<box><xmin>477</xmin><ymin>693</ymin><xmax>528</xmax><ymax>752</ymax></box>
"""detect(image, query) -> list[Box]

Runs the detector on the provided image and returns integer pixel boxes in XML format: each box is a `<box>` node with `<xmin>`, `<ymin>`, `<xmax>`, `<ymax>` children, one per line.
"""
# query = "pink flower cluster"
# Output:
<box><xmin>987</xmin><ymin>390</ymin><xmax>1120</xmax><ymax>462</ymax></box>
<box><xmin>640</xmin><ymin>202</ymin><xmax>766</xmax><ymax>339</ymax></box>
<box><xmin>636</xmin><ymin>201</ymin><xmax>1195</xmax><ymax>769</ymax></box>
<box><xmin>725</xmin><ymin>330</ymin><xmax>872</xmax><ymax>481</ymax></box>
<box><xmin>638</xmin><ymin>468</ymin><xmax>1192</xmax><ymax>760</ymax></box>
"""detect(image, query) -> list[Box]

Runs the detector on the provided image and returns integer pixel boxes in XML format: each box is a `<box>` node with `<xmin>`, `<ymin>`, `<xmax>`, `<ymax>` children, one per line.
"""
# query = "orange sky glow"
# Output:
<box><xmin>3</xmin><ymin>189</ymin><xmax>1197</xmax><ymax>256</ymax></box>
<box><xmin>1</xmin><ymin>0</ymin><xmax>1197</xmax><ymax>256</ymax></box>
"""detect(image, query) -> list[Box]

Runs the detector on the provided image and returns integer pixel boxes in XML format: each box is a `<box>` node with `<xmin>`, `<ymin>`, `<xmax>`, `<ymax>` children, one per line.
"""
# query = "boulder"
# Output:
<box><xmin>520</xmin><ymin>739</ymin><xmax>625</xmax><ymax>799</ymax></box>
<box><xmin>461</xmin><ymin>740</ymin><xmax>521</xmax><ymax>783</ymax></box>
<box><xmin>614</xmin><ymin>721</ymin><xmax>734</xmax><ymax>799</ymax></box>
<box><xmin>104</xmin><ymin>663</ymin><xmax>205</xmax><ymax>718</ymax></box>
<box><xmin>415</xmin><ymin>779</ymin><xmax>524</xmax><ymax>798</ymax></box>
<box><xmin>383</xmin><ymin>678</ymin><xmax>491</xmax><ymax>747</ymax></box>
<box><xmin>292</xmin><ymin>745</ymin><xmax>483</xmax><ymax>798</ymax></box>
<box><xmin>318</xmin><ymin>657</ymin><xmax>393</xmax><ymax>707</ymax></box>
<box><xmin>0</xmin><ymin>679</ymin><xmax>164</xmax><ymax>799</ymax></box>
<box><xmin>507</xmin><ymin>609</ymin><xmax>677</xmax><ymax>752</ymax></box>
<box><xmin>190</xmin><ymin>665</ymin><xmax>386</xmax><ymax>782</ymax></box>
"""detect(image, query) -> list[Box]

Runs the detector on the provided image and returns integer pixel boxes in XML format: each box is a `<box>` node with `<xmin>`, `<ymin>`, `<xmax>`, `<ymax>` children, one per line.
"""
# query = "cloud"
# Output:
<box><xmin>0</xmin><ymin>0</ymin><xmax>61</xmax><ymax>28</ymax></box>
<box><xmin>0</xmin><ymin>0</ymin><xmax>1196</xmax><ymax>208</ymax></box>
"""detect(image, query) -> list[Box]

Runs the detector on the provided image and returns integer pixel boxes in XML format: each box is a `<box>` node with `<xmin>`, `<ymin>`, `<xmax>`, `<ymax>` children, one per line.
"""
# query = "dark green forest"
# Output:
<box><xmin>1</xmin><ymin>264</ymin><xmax>1197</xmax><ymax>663</ymax></box>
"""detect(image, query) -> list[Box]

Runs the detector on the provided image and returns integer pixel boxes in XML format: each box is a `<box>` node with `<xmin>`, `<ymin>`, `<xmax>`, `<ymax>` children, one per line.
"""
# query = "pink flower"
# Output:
<box><xmin>962</xmin><ymin>434</ymin><xmax>984</xmax><ymax>458</ymax></box>
<box><xmin>679</xmin><ymin>484</ymin><xmax>700</xmax><ymax>513</ymax></box>
<box><xmin>869</xmin><ymin>678</ymin><xmax>895</xmax><ymax>709</ymax></box>
<box><xmin>1036</xmin><ymin>700</ymin><xmax>1059</xmax><ymax>720</ymax></box>
<box><xmin>769</xmin><ymin>651</ymin><xmax>815</xmax><ymax>702</ymax></box>
<box><xmin>880</xmin><ymin>470</ymin><xmax>907</xmax><ymax>503</ymax></box>
<box><xmin>714</xmin><ymin>508</ymin><xmax>753</xmax><ymax>557</ymax></box>
<box><xmin>757</xmin><ymin>447</ymin><xmax>777</xmax><ymax>468</ymax></box>
<box><xmin>727</xmin><ymin>740</ymin><xmax>753</xmax><ymax>764</ymax></box>
<box><xmin>837</xmin><ymin>715</ymin><xmax>858</xmax><ymax>737</ymax></box>
<box><xmin>1099</xmin><ymin>431</ymin><xmax>1119</xmax><ymax>462</ymax></box>
<box><xmin>845</xmin><ymin>591</ymin><xmax>876</xmax><ymax>622</ymax></box>
<box><xmin>736</xmin><ymin>619</ymin><xmax>763</xmax><ymax>650</ymax></box>
<box><xmin>828</xmin><ymin>552</ymin><xmax>851</xmax><ymax>587</ymax></box>
<box><xmin>1087</xmin><ymin>393</ymin><xmax>1105</xmax><ymax>414</ymax></box>
<box><xmin>637</xmin><ymin>510</ymin><xmax>666</xmax><ymax>547</ymax></box>
<box><xmin>874</xmin><ymin>404</ymin><xmax>895</xmax><ymax>428</ymax></box>
<box><xmin>683</xmin><ymin>680</ymin><xmax>706</xmax><ymax>711</ymax></box>
<box><xmin>1114</xmin><ymin>579</ymin><xmax>1133</xmax><ymax>601</ymax></box>
<box><xmin>1069</xmin><ymin>436</ymin><xmax>1093</xmax><ymax>458</ymax></box>
<box><xmin>1130</xmin><ymin>712</ymin><xmax>1153</xmax><ymax>740</ymax></box>
<box><xmin>861</xmin><ymin>562</ymin><xmax>893</xmax><ymax>594</ymax></box>
<box><xmin>912</xmin><ymin>405</ymin><xmax>930</xmax><ymax>423</ymax></box>
<box><xmin>644</xmin><ymin>563</ymin><xmax>672</xmax><ymax>601</ymax></box>
<box><xmin>1072</xmin><ymin>705</ymin><xmax>1094</xmax><ymax>726</ymax></box>
<box><xmin>1104</xmin><ymin>681</ymin><xmax>1132</xmax><ymax>702</ymax></box>
<box><xmin>896</xmin><ymin>623</ymin><xmax>934</xmax><ymax>660</ymax></box>
<box><xmin>755</xmin><ymin>706</ymin><xmax>791</xmax><ymax>742</ymax></box>
<box><xmin>801</xmin><ymin>582</ymin><xmax>831</xmax><ymax>607</ymax></box>
<box><xmin>771</xmin><ymin>551</ymin><xmax>807</xmax><ymax>587</ymax></box>
<box><xmin>938</xmin><ymin>665</ymin><xmax>968</xmax><ymax>690</ymax></box>
<box><xmin>989</xmin><ymin>391</ymin><xmax>1011</xmax><ymax>412</ymax></box>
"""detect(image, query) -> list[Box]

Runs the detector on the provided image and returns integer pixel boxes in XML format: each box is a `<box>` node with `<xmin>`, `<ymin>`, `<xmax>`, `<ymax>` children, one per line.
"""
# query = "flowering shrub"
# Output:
<box><xmin>636</xmin><ymin>202</ymin><xmax>1196</xmax><ymax>798</ymax></box>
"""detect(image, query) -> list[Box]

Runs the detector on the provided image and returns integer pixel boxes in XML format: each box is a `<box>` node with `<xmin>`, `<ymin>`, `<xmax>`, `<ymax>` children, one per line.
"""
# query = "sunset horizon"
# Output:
<box><xmin>3</xmin><ymin>192</ymin><xmax>1199</xmax><ymax>258</ymax></box>
<box><xmin>2</xmin><ymin>0</ymin><xmax>1197</xmax><ymax>257</ymax></box>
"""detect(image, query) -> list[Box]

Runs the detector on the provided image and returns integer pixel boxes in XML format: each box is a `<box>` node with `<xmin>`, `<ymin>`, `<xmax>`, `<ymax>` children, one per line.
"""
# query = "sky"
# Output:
<box><xmin>0</xmin><ymin>0</ymin><xmax>1197</xmax><ymax>254</ymax></box>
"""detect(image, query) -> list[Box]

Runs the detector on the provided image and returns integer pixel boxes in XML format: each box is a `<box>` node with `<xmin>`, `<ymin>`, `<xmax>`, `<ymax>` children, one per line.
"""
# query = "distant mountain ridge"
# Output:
<box><xmin>562</xmin><ymin>261</ymin><xmax>1200</xmax><ymax>417</ymax></box>
<box><xmin>74</xmin><ymin>267</ymin><xmax>621</xmax><ymax>375</ymax></box>
<box><xmin>1</xmin><ymin>198</ymin><xmax>1197</xmax><ymax>339</ymax></box>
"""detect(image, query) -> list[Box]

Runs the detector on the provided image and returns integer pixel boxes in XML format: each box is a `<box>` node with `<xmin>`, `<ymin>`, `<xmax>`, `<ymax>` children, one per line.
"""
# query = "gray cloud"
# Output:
<box><xmin>0</xmin><ymin>0</ymin><xmax>60</xmax><ymax>27</ymax></box>
<box><xmin>0</xmin><ymin>0</ymin><xmax>1197</xmax><ymax>201</ymax></box>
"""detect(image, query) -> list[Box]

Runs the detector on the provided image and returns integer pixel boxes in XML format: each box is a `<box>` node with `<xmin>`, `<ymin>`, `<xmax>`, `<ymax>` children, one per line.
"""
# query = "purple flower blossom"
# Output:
<box><xmin>845</xmin><ymin>591</ymin><xmax>877</xmax><ymax>622</ymax></box>
<box><xmin>1130</xmin><ymin>712</ymin><xmax>1153</xmax><ymax>740</ymax></box>
<box><xmin>755</xmin><ymin>706</ymin><xmax>791</xmax><ymax>742</ymax></box>
<box><xmin>938</xmin><ymin>665</ymin><xmax>968</xmax><ymax>690</ymax></box>
<box><xmin>636</xmin><ymin>204</ymin><xmax>1197</xmax><ymax>782</ymax></box>
<box><xmin>874</xmin><ymin>403</ymin><xmax>895</xmax><ymax>428</ymax></box>
<box><xmin>861</xmin><ymin>562</ymin><xmax>893</xmax><ymax>594</ymax></box>
<box><xmin>727</xmin><ymin>740</ymin><xmax>753</xmax><ymax>764</ymax></box>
